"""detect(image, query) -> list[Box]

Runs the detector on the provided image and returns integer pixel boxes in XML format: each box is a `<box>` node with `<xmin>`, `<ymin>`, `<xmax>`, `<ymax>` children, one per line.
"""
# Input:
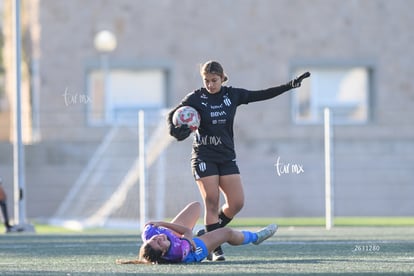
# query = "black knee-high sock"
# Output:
<box><xmin>205</xmin><ymin>211</ymin><xmax>232</xmax><ymax>254</ymax></box>
<box><xmin>206</xmin><ymin>222</ymin><xmax>221</xmax><ymax>232</ymax></box>
<box><xmin>205</xmin><ymin>210</ymin><xmax>233</xmax><ymax>254</ymax></box>
<box><xmin>0</xmin><ymin>200</ymin><xmax>11</xmax><ymax>228</ymax></box>
<box><xmin>218</xmin><ymin>210</ymin><xmax>232</xmax><ymax>228</ymax></box>
<box><xmin>206</xmin><ymin>222</ymin><xmax>222</xmax><ymax>253</ymax></box>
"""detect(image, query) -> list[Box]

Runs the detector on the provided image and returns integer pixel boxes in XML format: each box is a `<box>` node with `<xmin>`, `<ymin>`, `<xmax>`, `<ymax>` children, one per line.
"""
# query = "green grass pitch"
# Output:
<box><xmin>1</xmin><ymin>225</ymin><xmax>414</xmax><ymax>275</ymax></box>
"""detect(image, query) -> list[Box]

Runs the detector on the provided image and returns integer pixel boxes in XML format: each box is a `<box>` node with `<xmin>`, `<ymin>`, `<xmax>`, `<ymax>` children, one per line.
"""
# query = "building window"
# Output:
<box><xmin>87</xmin><ymin>68</ymin><xmax>167</xmax><ymax>125</ymax></box>
<box><xmin>292</xmin><ymin>66</ymin><xmax>370</xmax><ymax>125</ymax></box>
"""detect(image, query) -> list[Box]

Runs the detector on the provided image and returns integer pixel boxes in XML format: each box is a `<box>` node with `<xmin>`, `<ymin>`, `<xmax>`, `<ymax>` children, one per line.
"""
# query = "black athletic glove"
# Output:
<box><xmin>167</xmin><ymin>108</ymin><xmax>192</xmax><ymax>141</ymax></box>
<box><xmin>289</xmin><ymin>72</ymin><xmax>311</xmax><ymax>88</ymax></box>
<box><xmin>171</xmin><ymin>124</ymin><xmax>192</xmax><ymax>141</ymax></box>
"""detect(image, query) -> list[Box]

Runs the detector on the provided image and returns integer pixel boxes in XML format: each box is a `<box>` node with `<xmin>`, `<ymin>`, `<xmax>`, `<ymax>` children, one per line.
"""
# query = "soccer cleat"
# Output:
<box><xmin>5</xmin><ymin>225</ymin><xmax>24</xmax><ymax>233</ymax></box>
<box><xmin>211</xmin><ymin>247</ymin><xmax>225</xmax><ymax>261</ymax></box>
<box><xmin>253</xmin><ymin>224</ymin><xmax>278</xmax><ymax>245</ymax></box>
<box><xmin>196</xmin><ymin>228</ymin><xmax>206</xmax><ymax>236</ymax></box>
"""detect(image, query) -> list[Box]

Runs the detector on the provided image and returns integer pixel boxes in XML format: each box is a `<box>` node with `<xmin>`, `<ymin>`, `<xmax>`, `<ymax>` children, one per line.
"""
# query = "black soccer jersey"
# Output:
<box><xmin>179</xmin><ymin>84</ymin><xmax>292</xmax><ymax>162</ymax></box>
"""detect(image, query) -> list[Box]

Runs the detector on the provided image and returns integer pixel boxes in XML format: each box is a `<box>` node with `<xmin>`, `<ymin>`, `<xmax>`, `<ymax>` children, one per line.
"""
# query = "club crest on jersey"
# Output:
<box><xmin>223</xmin><ymin>94</ymin><xmax>231</xmax><ymax>106</ymax></box>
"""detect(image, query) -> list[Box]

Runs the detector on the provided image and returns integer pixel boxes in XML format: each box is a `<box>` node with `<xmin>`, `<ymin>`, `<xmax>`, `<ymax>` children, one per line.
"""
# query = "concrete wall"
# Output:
<box><xmin>0</xmin><ymin>0</ymin><xmax>412</xmax><ymax>220</ymax></box>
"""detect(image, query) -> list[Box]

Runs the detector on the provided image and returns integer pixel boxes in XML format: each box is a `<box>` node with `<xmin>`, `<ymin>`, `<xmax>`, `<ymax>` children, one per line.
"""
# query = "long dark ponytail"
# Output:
<box><xmin>116</xmin><ymin>243</ymin><xmax>170</xmax><ymax>265</ymax></box>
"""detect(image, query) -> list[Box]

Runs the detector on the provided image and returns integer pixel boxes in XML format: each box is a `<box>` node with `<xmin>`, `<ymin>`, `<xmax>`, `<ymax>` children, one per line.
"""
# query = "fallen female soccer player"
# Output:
<box><xmin>116</xmin><ymin>201</ymin><xmax>277</xmax><ymax>264</ymax></box>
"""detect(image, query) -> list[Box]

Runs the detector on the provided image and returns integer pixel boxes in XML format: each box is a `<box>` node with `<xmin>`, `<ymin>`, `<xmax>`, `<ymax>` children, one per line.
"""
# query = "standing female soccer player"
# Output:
<box><xmin>116</xmin><ymin>201</ymin><xmax>277</xmax><ymax>264</ymax></box>
<box><xmin>167</xmin><ymin>61</ymin><xmax>309</xmax><ymax>261</ymax></box>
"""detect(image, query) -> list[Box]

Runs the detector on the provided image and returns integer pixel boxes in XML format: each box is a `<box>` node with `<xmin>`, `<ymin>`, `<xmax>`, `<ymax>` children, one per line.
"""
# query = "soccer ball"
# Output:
<box><xmin>172</xmin><ymin>106</ymin><xmax>201</xmax><ymax>131</ymax></box>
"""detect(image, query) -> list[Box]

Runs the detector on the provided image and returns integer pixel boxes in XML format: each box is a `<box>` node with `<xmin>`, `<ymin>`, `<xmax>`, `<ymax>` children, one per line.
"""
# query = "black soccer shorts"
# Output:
<box><xmin>191</xmin><ymin>158</ymin><xmax>240</xmax><ymax>180</ymax></box>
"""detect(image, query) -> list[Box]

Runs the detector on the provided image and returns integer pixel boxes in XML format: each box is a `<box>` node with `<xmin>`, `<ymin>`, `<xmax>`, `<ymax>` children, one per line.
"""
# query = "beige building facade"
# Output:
<box><xmin>0</xmin><ymin>0</ymin><xmax>412</xmax><ymax>224</ymax></box>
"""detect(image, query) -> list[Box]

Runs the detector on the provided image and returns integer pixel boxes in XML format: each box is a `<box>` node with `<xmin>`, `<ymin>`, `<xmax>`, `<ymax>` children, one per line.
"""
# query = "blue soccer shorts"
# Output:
<box><xmin>182</xmin><ymin>237</ymin><xmax>208</xmax><ymax>263</ymax></box>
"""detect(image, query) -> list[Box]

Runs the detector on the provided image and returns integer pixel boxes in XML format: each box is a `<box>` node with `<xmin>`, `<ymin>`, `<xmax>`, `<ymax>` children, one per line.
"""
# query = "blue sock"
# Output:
<box><xmin>242</xmin><ymin>231</ymin><xmax>258</xmax><ymax>244</ymax></box>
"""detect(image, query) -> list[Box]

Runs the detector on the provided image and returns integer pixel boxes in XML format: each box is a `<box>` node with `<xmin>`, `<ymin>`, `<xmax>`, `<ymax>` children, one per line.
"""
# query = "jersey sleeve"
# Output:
<box><xmin>141</xmin><ymin>224</ymin><xmax>159</xmax><ymax>242</ymax></box>
<box><xmin>235</xmin><ymin>84</ymin><xmax>293</xmax><ymax>105</ymax></box>
<box><xmin>181</xmin><ymin>90</ymin><xmax>201</xmax><ymax>107</ymax></box>
<box><xmin>228</xmin><ymin>84</ymin><xmax>292</xmax><ymax>105</ymax></box>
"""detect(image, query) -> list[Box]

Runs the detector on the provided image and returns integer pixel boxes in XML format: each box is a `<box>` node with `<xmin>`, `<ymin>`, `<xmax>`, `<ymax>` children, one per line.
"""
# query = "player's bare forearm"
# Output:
<box><xmin>148</xmin><ymin>221</ymin><xmax>193</xmax><ymax>237</ymax></box>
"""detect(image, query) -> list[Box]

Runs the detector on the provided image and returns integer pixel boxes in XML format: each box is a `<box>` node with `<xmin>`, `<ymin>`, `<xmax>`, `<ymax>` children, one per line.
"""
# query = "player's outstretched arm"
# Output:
<box><xmin>147</xmin><ymin>221</ymin><xmax>193</xmax><ymax>238</ymax></box>
<box><xmin>289</xmin><ymin>72</ymin><xmax>311</xmax><ymax>88</ymax></box>
<box><xmin>246</xmin><ymin>71</ymin><xmax>311</xmax><ymax>103</ymax></box>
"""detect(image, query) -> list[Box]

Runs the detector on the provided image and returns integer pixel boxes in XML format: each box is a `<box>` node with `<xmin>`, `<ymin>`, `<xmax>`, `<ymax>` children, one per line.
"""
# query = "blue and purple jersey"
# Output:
<box><xmin>142</xmin><ymin>224</ymin><xmax>191</xmax><ymax>263</ymax></box>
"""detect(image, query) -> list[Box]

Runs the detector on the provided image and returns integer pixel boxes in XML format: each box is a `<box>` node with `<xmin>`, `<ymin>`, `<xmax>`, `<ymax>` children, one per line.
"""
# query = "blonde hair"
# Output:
<box><xmin>200</xmin><ymin>60</ymin><xmax>228</xmax><ymax>82</ymax></box>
